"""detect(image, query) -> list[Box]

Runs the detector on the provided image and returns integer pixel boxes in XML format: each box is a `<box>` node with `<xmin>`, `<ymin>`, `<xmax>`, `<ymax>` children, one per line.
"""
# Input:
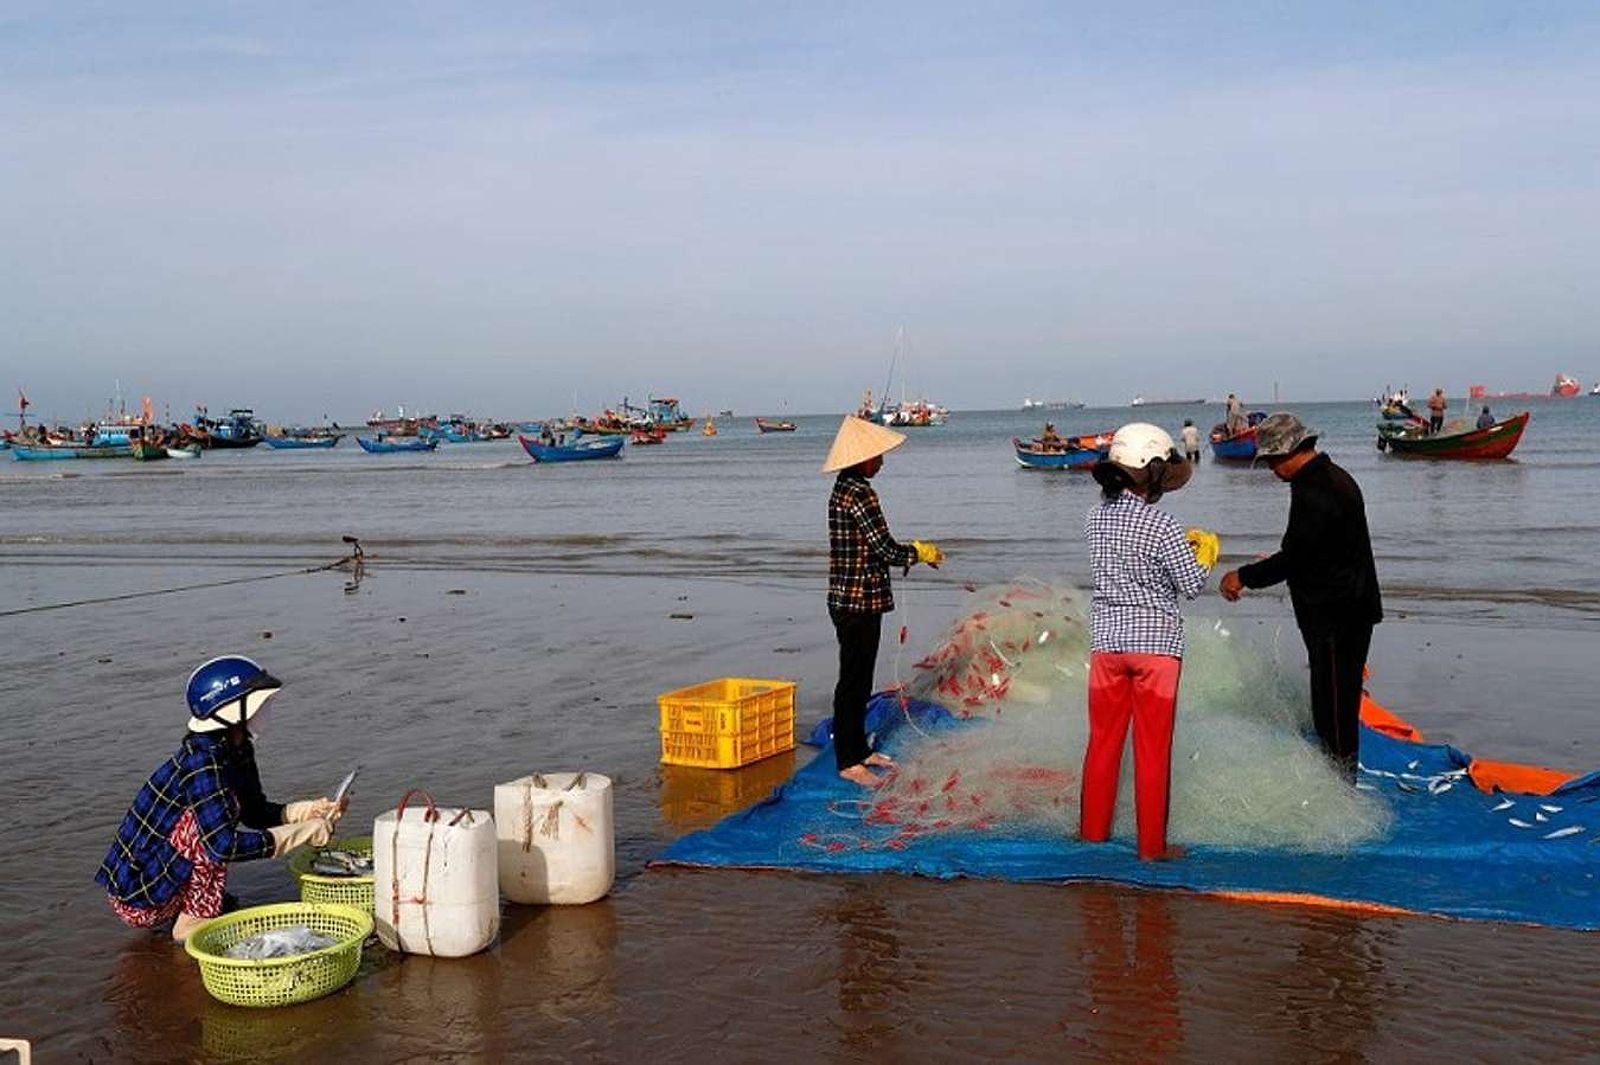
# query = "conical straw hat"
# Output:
<box><xmin>822</xmin><ymin>415</ymin><xmax>907</xmax><ymax>473</ymax></box>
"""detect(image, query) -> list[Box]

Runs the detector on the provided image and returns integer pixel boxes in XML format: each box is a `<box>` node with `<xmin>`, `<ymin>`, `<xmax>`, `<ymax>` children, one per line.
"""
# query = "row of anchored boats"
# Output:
<box><xmin>1014</xmin><ymin>409</ymin><xmax>1532</xmax><ymax>469</ymax></box>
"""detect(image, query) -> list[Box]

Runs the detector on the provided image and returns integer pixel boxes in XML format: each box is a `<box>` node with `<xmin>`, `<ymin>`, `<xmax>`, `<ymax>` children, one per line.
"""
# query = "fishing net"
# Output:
<box><xmin>854</xmin><ymin>580</ymin><xmax>1392</xmax><ymax>853</ymax></box>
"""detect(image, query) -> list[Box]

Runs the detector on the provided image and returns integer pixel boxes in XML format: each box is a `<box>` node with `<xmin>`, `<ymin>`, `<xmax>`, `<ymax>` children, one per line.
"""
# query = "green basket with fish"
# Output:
<box><xmin>285</xmin><ymin>836</ymin><xmax>375</xmax><ymax>910</ymax></box>
<box><xmin>184</xmin><ymin>902</ymin><xmax>372</xmax><ymax>1007</ymax></box>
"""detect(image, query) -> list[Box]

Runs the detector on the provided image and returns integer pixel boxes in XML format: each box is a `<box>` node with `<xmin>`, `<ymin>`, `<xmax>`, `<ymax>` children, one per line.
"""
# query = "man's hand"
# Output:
<box><xmin>1219</xmin><ymin>569</ymin><xmax>1245</xmax><ymax>602</ymax></box>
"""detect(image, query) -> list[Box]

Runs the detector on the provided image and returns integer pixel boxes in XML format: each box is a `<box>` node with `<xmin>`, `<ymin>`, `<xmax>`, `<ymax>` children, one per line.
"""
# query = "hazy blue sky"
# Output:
<box><xmin>4</xmin><ymin>2</ymin><xmax>1598</xmax><ymax>421</ymax></box>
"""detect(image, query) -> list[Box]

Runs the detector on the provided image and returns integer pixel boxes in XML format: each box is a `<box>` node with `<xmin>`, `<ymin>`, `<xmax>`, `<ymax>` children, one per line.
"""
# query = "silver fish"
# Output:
<box><xmin>1543</xmin><ymin>826</ymin><xmax>1584</xmax><ymax>840</ymax></box>
<box><xmin>1539</xmin><ymin>804</ymin><xmax>1563</xmax><ymax>814</ymax></box>
<box><xmin>1491</xmin><ymin>799</ymin><xmax>1515</xmax><ymax>812</ymax></box>
<box><xmin>223</xmin><ymin>926</ymin><xmax>338</xmax><ymax>960</ymax></box>
<box><xmin>1508</xmin><ymin>818</ymin><xmax>1533</xmax><ymax>828</ymax></box>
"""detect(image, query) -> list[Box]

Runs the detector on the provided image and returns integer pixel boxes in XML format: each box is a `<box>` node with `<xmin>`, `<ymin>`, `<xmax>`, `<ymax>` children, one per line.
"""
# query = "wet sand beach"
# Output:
<box><xmin>4</xmin><ymin>403</ymin><xmax>1600</xmax><ymax>1062</ymax></box>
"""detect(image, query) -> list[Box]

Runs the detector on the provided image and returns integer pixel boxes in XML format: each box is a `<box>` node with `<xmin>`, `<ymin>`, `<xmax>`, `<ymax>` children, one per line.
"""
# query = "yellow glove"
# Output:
<box><xmin>270</xmin><ymin>818</ymin><xmax>333</xmax><ymax>857</ymax></box>
<box><xmin>911</xmin><ymin>540</ymin><xmax>945</xmax><ymax>567</ymax></box>
<box><xmin>1185</xmin><ymin>528</ymin><xmax>1221</xmax><ymax>570</ymax></box>
<box><xmin>285</xmin><ymin>798</ymin><xmax>346</xmax><ymax>824</ymax></box>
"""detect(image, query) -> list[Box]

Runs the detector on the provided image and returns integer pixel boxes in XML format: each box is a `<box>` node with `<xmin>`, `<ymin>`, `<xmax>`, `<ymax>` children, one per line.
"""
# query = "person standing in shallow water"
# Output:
<box><xmin>823</xmin><ymin>416</ymin><xmax>943</xmax><ymax>787</ymax></box>
<box><xmin>1220</xmin><ymin>413</ymin><xmax>1382</xmax><ymax>783</ymax></box>
<box><xmin>1081</xmin><ymin>424</ymin><xmax>1217</xmax><ymax>861</ymax></box>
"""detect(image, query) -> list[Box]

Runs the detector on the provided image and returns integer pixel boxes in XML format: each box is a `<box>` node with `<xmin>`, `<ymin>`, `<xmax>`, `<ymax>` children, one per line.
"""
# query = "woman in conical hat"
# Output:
<box><xmin>822</xmin><ymin>416</ymin><xmax>943</xmax><ymax>786</ymax></box>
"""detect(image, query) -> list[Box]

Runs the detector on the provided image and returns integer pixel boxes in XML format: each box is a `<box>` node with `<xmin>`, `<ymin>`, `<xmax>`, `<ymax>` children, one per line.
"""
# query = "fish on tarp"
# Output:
<box><xmin>223</xmin><ymin>926</ymin><xmax>338</xmax><ymax>960</ymax></box>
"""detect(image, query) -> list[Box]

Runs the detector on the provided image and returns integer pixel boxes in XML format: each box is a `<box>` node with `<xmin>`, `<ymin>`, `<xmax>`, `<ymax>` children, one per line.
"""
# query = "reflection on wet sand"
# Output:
<box><xmin>829</xmin><ymin>881</ymin><xmax>909</xmax><ymax>1058</ymax></box>
<box><xmin>657</xmin><ymin>751</ymin><xmax>799</xmax><ymax>833</ymax></box>
<box><xmin>1074</xmin><ymin>887</ymin><xmax>1182</xmax><ymax>1061</ymax></box>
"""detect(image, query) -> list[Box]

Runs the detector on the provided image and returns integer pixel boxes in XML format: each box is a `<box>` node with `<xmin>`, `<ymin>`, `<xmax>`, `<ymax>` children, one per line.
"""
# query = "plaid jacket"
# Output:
<box><xmin>828</xmin><ymin>472</ymin><xmax>917</xmax><ymax>614</ymax></box>
<box><xmin>95</xmin><ymin>731</ymin><xmax>282</xmax><ymax>908</ymax></box>
<box><xmin>1085</xmin><ymin>491</ymin><xmax>1209</xmax><ymax>657</ymax></box>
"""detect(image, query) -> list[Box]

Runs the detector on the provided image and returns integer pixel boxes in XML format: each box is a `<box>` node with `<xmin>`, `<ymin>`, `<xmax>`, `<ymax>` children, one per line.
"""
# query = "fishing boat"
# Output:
<box><xmin>130</xmin><ymin>438</ymin><xmax>169</xmax><ymax>461</ymax></box>
<box><xmin>12</xmin><ymin>442</ymin><xmax>133</xmax><ymax>461</ymax></box>
<box><xmin>631</xmin><ymin>427</ymin><xmax>665</xmax><ymax>445</ymax></box>
<box><xmin>262</xmin><ymin>433</ymin><xmax>339</xmax><ymax>450</ymax></box>
<box><xmin>1553</xmin><ymin>374</ymin><xmax>1581</xmax><ymax>398</ymax></box>
<box><xmin>166</xmin><ymin>444</ymin><xmax>201</xmax><ymax>459</ymax></box>
<box><xmin>1209</xmin><ymin>412</ymin><xmax>1268</xmax><ymax>462</ymax></box>
<box><xmin>356</xmin><ymin>436</ymin><xmax>440</xmax><ymax>454</ymax></box>
<box><xmin>1017</xmin><ymin>434</ymin><xmax>1107</xmax><ymax>470</ymax></box>
<box><xmin>518</xmin><ymin>435</ymin><xmax>625</xmax><ymax>463</ymax></box>
<box><xmin>754</xmin><ymin>417</ymin><xmax>797</xmax><ymax>433</ymax></box>
<box><xmin>187</xmin><ymin>408</ymin><xmax>262</xmax><ymax>449</ymax></box>
<box><xmin>1376</xmin><ymin>411</ymin><xmax>1530</xmax><ymax>460</ymax></box>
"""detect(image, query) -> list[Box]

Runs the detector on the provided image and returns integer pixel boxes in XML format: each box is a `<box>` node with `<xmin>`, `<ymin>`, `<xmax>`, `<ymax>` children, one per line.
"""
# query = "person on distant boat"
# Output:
<box><xmin>1081</xmin><ymin>424</ymin><xmax>1215</xmax><ymax>861</ymax></box>
<box><xmin>1039</xmin><ymin>422</ymin><xmax>1065</xmax><ymax>451</ymax></box>
<box><xmin>96</xmin><ymin>656</ymin><xmax>344</xmax><ymax>942</ymax></box>
<box><xmin>1476</xmin><ymin>405</ymin><xmax>1495</xmax><ymax>430</ymax></box>
<box><xmin>1180</xmin><ymin>419</ymin><xmax>1201</xmax><ymax>463</ymax></box>
<box><xmin>1218</xmin><ymin>414</ymin><xmax>1381</xmax><ymax>783</ymax></box>
<box><xmin>1224</xmin><ymin>393</ymin><xmax>1245</xmax><ymax>435</ymax></box>
<box><xmin>1427</xmin><ymin>388</ymin><xmax>1448</xmax><ymax>435</ymax></box>
<box><xmin>823</xmin><ymin>417</ymin><xmax>943</xmax><ymax>788</ymax></box>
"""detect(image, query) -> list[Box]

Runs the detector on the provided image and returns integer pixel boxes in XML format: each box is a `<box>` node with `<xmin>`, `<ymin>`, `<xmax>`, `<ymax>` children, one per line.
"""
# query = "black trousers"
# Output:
<box><xmin>1301</xmin><ymin>621</ymin><xmax>1374</xmax><ymax>782</ymax></box>
<box><xmin>1429</xmin><ymin>414</ymin><xmax>1444</xmax><ymax>434</ymax></box>
<box><xmin>830</xmin><ymin>609</ymin><xmax>883</xmax><ymax>770</ymax></box>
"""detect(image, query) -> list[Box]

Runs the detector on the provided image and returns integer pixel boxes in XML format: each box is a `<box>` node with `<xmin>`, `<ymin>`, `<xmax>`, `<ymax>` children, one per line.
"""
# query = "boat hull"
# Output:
<box><xmin>1209</xmin><ymin>435</ymin><xmax>1257</xmax><ymax>462</ymax></box>
<box><xmin>13</xmin><ymin>444</ymin><xmax>132</xmax><ymax>460</ymax></box>
<box><xmin>262</xmin><ymin>434</ymin><xmax>339</xmax><ymax>449</ymax></box>
<box><xmin>1378</xmin><ymin>411</ymin><xmax>1529</xmax><ymax>460</ymax></box>
<box><xmin>1013</xmin><ymin>439</ymin><xmax>1103</xmax><ymax>470</ymax></box>
<box><xmin>356</xmin><ymin>437</ymin><xmax>440</xmax><ymax>454</ymax></box>
<box><xmin>755</xmin><ymin>419</ymin><xmax>797</xmax><ymax>433</ymax></box>
<box><xmin>518</xmin><ymin>435</ymin><xmax>624</xmax><ymax>462</ymax></box>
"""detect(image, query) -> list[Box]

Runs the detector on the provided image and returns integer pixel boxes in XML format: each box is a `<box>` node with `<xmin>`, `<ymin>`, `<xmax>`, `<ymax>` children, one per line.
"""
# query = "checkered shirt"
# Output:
<box><xmin>828</xmin><ymin>472</ymin><xmax>917</xmax><ymax>614</ymax></box>
<box><xmin>1084</xmin><ymin>492</ymin><xmax>1210</xmax><ymax>657</ymax></box>
<box><xmin>95</xmin><ymin>731</ymin><xmax>282</xmax><ymax>909</ymax></box>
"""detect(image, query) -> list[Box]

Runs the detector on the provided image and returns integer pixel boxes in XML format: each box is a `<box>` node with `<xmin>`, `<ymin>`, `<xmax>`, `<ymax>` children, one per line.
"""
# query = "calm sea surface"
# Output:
<box><xmin>3</xmin><ymin>399</ymin><xmax>1599</xmax><ymax>1062</ymax></box>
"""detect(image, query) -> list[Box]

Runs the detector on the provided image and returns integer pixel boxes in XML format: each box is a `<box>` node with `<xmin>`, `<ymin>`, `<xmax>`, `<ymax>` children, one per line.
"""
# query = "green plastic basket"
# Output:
<box><xmin>184</xmin><ymin>902</ymin><xmax>372</xmax><ymax>1008</ymax></box>
<box><xmin>285</xmin><ymin>836</ymin><xmax>375</xmax><ymax>911</ymax></box>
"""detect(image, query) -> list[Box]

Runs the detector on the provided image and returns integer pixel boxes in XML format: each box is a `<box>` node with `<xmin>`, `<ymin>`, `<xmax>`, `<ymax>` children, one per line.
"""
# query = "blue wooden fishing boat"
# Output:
<box><xmin>518</xmin><ymin>435</ymin><xmax>624</xmax><ymax>463</ymax></box>
<box><xmin>356</xmin><ymin>436</ymin><xmax>440</xmax><ymax>454</ymax></box>
<box><xmin>262</xmin><ymin>433</ymin><xmax>340</xmax><ymax>450</ymax></box>
<box><xmin>1012</xmin><ymin>437</ymin><xmax>1104</xmax><ymax>470</ymax></box>
<box><xmin>12</xmin><ymin>442</ymin><xmax>133</xmax><ymax>461</ymax></box>
<box><xmin>1209</xmin><ymin>411</ymin><xmax>1268</xmax><ymax>462</ymax></box>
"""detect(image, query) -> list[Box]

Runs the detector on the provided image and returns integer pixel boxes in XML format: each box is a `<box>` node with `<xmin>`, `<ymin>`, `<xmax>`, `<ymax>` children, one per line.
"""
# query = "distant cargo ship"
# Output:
<box><xmin>1130</xmin><ymin>395</ymin><xmax>1206</xmax><ymax>408</ymax></box>
<box><xmin>1468</xmin><ymin>374</ymin><xmax>1582</xmax><ymax>401</ymax></box>
<box><xmin>1021</xmin><ymin>397</ymin><xmax>1085</xmax><ymax>411</ymax></box>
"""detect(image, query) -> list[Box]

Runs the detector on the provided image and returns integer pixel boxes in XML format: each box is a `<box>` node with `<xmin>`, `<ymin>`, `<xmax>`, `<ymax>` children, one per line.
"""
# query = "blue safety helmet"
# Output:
<box><xmin>186</xmin><ymin>655</ymin><xmax>283</xmax><ymax>733</ymax></box>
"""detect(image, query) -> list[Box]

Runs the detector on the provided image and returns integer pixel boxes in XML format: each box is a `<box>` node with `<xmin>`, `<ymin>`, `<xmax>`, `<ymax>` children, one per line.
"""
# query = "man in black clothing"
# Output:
<box><xmin>1219</xmin><ymin>413</ymin><xmax>1381</xmax><ymax>781</ymax></box>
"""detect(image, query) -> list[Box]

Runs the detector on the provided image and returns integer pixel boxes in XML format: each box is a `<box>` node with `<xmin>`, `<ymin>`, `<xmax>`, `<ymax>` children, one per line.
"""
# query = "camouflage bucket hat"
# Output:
<box><xmin>1253</xmin><ymin>412</ymin><xmax>1318</xmax><ymax>458</ymax></box>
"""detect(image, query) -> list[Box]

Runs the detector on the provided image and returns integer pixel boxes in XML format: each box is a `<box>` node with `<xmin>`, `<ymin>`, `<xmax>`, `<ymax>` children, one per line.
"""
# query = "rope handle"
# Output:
<box><xmin>395</xmin><ymin>788</ymin><xmax>440</xmax><ymax>824</ymax></box>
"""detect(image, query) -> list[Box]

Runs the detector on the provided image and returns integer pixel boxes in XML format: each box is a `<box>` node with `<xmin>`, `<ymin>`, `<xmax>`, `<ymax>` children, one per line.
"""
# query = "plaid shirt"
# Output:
<box><xmin>1085</xmin><ymin>492</ymin><xmax>1209</xmax><ymax>657</ymax></box>
<box><xmin>95</xmin><ymin>731</ymin><xmax>282</xmax><ymax>909</ymax></box>
<box><xmin>828</xmin><ymin>472</ymin><xmax>917</xmax><ymax>614</ymax></box>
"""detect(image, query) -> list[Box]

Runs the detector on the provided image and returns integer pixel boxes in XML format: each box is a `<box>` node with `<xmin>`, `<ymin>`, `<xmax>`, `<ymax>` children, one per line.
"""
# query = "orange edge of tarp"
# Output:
<box><xmin>1208</xmin><ymin>889</ymin><xmax>1418</xmax><ymax>919</ymax></box>
<box><xmin>1361</xmin><ymin>692</ymin><xmax>1578</xmax><ymax>797</ymax></box>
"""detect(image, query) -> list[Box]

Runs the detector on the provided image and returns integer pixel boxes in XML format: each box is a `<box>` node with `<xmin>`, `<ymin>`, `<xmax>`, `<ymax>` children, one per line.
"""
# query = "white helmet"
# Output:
<box><xmin>1108</xmin><ymin>423</ymin><xmax>1177</xmax><ymax>469</ymax></box>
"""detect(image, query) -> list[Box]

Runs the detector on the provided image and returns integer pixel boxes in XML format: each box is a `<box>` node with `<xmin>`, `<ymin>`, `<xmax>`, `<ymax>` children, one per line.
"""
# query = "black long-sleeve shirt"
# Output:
<box><xmin>1237</xmin><ymin>453</ymin><xmax>1382</xmax><ymax>632</ymax></box>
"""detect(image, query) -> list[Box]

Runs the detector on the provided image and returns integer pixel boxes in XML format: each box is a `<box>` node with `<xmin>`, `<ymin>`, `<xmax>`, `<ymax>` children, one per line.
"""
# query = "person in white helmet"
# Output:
<box><xmin>96</xmin><ymin>656</ymin><xmax>346</xmax><ymax>942</ymax></box>
<box><xmin>1081</xmin><ymin>424</ymin><xmax>1218</xmax><ymax>860</ymax></box>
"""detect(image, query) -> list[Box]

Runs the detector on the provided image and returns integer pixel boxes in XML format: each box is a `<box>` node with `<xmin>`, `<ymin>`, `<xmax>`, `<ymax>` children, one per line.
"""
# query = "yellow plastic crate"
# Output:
<box><xmin>657</xmin><ymin>677</ymin><xmax>797</xmax><ymax>769</ymax></box>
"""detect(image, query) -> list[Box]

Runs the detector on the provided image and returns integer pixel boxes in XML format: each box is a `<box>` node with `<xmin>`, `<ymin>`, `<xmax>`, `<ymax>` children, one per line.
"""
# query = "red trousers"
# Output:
<box><xmin>107</xmin><ymin>809</ymin><xmax>228</xmax><ymax>927</ymax></box>
<box><xmin>1080</xmin><ymin>652</ymin><xmax>1182</xmax><ymax>860</ymax></box>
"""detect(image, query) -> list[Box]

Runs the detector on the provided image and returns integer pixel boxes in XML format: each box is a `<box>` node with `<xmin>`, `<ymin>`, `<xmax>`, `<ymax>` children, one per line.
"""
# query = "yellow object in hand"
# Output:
<box><xmin>911</xmin><ymin>540</ymin><xmax>945</xmax><ymax>566</ymax></box>
<box><xmin>1185</xmin><ymin>528</ymin><xmax>1221</xmax><ymax>569</ymax></box>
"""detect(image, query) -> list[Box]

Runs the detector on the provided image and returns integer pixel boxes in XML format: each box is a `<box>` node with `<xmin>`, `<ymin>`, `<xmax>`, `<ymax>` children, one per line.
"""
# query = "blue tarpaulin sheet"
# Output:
<box><xmin>659</xmin><ymin>697</ymin><xmax>1600</xmax><ymax>929</ymax></box>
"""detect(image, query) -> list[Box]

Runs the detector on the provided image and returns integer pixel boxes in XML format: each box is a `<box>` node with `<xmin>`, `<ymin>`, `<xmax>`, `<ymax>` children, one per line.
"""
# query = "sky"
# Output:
<box><xmin>3</xmin><ymin>2</ymin><xmax>1599</xmax><ymax>422</ymax></box>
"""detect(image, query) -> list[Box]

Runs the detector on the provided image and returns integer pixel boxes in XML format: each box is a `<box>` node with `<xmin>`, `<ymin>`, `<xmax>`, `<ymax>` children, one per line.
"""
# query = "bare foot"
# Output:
<box><xmin>864</xmin><ymin>752</ymin><xmax>896</xmax><ymax>767</ymax></box>
<box><xmin>838</xmin><ymin>764</ymin><xmax>885</xmax><ymax>788</ymax></box>
<box><xmin>1141</xmin><ymin>845</ymin><xmax>1187</xmax><ymax>862</ymax></box>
